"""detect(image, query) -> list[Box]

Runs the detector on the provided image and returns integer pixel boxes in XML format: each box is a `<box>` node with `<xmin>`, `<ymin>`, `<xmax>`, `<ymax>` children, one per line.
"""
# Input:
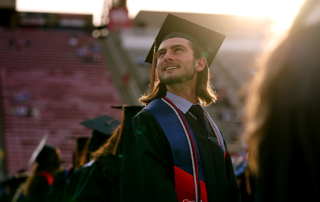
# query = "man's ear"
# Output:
<box><xmin>195</xmin><ymin>57</ymin><xmax>207</xmax><ymax>72</ymax></box>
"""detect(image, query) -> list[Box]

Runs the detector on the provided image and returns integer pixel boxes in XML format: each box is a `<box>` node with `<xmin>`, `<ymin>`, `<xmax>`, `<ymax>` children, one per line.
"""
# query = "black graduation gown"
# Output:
<box><xmin>47</xmin><ymin>166</ymin><xmax>89</xmax><ymax>202</ymax></box>
<box><xmin>64</xmin><ymin>166</ymin><xmax>90</xmax><ymax>202</ymax></box>
<box><xmin>72</xmin><ymin>155</ymin><xmax>121</xmax><ymax>202</ymax></box>
<box><xmin>237</xmin><ymin>168</ymin><xmax>257</xmax><ymax>202</ymax></box>
<box><xmin>47</xmin><ymin>169</ymin><xmax>68</xmax><ymax>202</ymax></box>
<box><xmin>121</xmin><ymin>109</ymin><xmax>240</xmax><ymax>202</ymax></box>
<box><xmin>27</xmin><ymin>175</ymin><xmax>50</xmax><ymax>202</ymax></box>
<box><xmin>0</xmin><ymin>176</ymin><xmax>27</xmax><ymax>202</ymax></box>
<box><xmin>257</xmin><ymin>126</ymin><xmax>320</xmax><ymax>202</ymax></box>
<box><xmin>0</xmin><ymin>189</ymin><xmax>9</xmax><ymax>202</ymax></box>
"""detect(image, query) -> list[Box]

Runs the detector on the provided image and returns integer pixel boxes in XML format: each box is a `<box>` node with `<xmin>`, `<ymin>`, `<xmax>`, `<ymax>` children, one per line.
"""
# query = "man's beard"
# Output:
<box><xmin>158</xmin><ymin>64</ymin><xmax>196</xmax><ymax>85</ymax></box>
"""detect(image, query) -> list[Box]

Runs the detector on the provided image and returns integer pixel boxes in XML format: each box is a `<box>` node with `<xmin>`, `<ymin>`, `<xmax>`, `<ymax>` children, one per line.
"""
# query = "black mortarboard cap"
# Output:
<box><xmin>111</xmin><ymin>105</ymin><xmax>144</xmax><ymax>155</ymax></box>
<box><xmin>81</xmin><ymin>115</ymin><xmax>120</xmax><ymax>135</ymax></box>
<box><xmin>145</xmin><ymin>14</ymin><xmax>226</xmax><ymax>66</ymax></box>
<box><xmin>28</xmin><ymin>134</ymin><xmax>48</xmax><ymax>167</ymax></box>
<box><xmin>111</xmin><ymin>106</ymin><xmax>144</xmax><ymax>127</ymax></box>
<box><xmin>81</xmin><ymin>115</ymin><xmax>120</xmax><ymax>152</ymax></box>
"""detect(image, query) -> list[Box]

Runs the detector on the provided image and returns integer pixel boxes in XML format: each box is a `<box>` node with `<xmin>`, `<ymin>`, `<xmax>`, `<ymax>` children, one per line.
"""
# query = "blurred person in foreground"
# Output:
<box><xmin>121</xmin><ymin>14</ymin><xmax>240</xmax><ymax>202</ymax></box>
<box><xmin>244</xmin><ymin>1</ymin><xmax>320</xmax><ymax>201</ymax></box>
<box><xmin>23</xmin><ymin>145</ymin><xmax>61</xmax><ymax>202</ymax></box>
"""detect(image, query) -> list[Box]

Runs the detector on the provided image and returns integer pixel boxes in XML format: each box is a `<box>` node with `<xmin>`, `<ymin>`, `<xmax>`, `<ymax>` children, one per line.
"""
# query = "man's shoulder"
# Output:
<box><xmin>130</xmin><ymin>104</ymin><xmax>172</xmax><ymax>130</ymax></box>
<box><xmin>130</xmin><ymin>108</ymin><xmax>157</xmax><ymax>124</ymax></box>
<box><xmin>127</xmin><ymin>107</ymin><xmax>166</xmax><ymax>139</ymax></box>
<box><xmin>134</xmin><ymin>99</ymin><xmax>165</xmax><ymax>117</ymax></box>
<box><xmin>134</xmin><ymin>108</ymin><xmax>153</xmax><ymax>118</ymax></box>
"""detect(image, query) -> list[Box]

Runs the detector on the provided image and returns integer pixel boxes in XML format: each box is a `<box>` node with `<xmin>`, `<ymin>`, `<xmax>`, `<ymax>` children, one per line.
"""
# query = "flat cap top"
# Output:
<box><xmin>145</xmin><ymin>14</ymin><xmax>226</xmax><ymax>66</ymax></box>
<box><xmin>80</xmin><ymin>115</ymin><xmax>120</xmax><ymax>136</ymax></box>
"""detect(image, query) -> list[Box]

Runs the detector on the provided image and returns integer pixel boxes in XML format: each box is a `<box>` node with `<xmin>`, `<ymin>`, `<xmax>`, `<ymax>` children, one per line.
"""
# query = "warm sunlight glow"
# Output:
<box><xmin>17</xmin><ymin>0</ymin><xmax>305</xmax><ymax>32</ymax></box>
<box><xmin>127</xmin><ymin>0</ymin><xmax>305</xmax><ymax>34</ymax></box>
<box><xmin>16</xmin><ymin>0</ymin><xmax>105</xmax><ymax>26</ymax></box>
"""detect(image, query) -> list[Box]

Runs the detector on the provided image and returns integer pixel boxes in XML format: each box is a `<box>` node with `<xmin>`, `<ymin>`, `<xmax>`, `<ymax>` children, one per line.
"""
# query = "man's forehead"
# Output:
<box><xmin>158</xmin><ymin>37</ymin><xmax>191</xmax><ymax>50</ymax></box>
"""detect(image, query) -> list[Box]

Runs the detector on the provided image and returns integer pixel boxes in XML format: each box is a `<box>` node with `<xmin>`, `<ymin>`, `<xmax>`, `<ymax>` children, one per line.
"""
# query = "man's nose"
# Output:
<box><xmin>164</xmin><ymin>51</ymin><xmax>174</xmax><ymax>62</ymax></box>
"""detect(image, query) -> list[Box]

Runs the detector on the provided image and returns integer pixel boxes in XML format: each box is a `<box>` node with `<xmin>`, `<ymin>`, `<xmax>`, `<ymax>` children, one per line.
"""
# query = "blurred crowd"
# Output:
<box><xmin>68</xmin><ymin>36</ymin><xmax>102</xmax><ymax>63</ymax></box>
<box><xmin>8</xmin><ymin>38</ymin><xmax>32</xmax><ymax>51</ymax></box>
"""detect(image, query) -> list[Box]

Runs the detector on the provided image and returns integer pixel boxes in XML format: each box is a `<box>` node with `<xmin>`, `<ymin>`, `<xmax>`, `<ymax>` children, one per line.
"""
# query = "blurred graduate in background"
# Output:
<box><xmin>48</xmin><ymin>115</ymin><xmax>120</xmax><ymax>202</ymax></box>
<box><xmin>47</xmin><ymin>136</ymin><xmax>90</xmax><ymax>202</ymax></box>
<box><xmin>72</xmin><ymin>106</ymin><xmax>143</xmax><ymax>202</ymax></box>
<box><xmin>23</xmin><ymin>145</ymin><xmax>61</xmax><ymax>202</ymax></box>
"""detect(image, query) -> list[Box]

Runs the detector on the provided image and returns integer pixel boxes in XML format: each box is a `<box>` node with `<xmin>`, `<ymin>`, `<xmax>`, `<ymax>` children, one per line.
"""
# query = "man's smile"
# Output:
<box><xmin>165</xmin><ymin>66</ymin><xmax>178</xmax><ymax>71</ymax></box>
<box><xmin>162</xmin><ymin>64</ymin><xmax>180</xmax><ymax>72</ymax></box>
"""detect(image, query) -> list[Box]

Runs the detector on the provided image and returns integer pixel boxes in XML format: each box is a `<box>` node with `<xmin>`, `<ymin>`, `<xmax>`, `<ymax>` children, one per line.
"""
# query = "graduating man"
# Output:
<box><xmin>121</xmin><ymin>14</ymin><xmax>240</xmax><ymax>202</ymax></box>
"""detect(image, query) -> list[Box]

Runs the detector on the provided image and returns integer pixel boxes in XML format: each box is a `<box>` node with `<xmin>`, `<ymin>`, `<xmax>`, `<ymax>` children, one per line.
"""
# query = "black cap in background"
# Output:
<box><xmin>145</xmin><ymin>14</ymin><xmax>226</xmax><ymax>66</ymax></box>
<box><xmin>81</xmin><ymin>115</ymin><xmax>120</xmax><ymax>135</ymax></box>
<box><xmin>111</xmin><ymin>105</ymin><xmax>144</xmax><ymax>155</ymax></box>
<box><xmin>81</xmin><ymin>115</ymin><xmax>120</xmax><ymax>153</ymax></box>
<box><xmin>28</xmin><ymin>134</ymin><xmax>48</xmax><ymax>168</ymax></box>
<box><xmin>111</xmin><ymin>106</ymin><xmax>144</xmax><ymax>127</ymax></box>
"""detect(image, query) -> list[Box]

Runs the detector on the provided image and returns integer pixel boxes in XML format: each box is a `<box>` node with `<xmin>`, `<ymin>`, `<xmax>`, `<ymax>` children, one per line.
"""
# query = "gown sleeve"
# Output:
<box><xmin>120</xmin><ymin>110</ymin><xmax>178</xmax><ymax>202</ymax></box>
<box><xmin>72</xmin><ymin>162</ymin><xmax>108</xmax><ymax>202</ymax></box>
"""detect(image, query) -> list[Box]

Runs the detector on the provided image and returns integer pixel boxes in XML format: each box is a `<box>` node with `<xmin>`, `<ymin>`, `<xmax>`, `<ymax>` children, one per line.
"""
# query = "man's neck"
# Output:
<box><xmin>166</xmin><ymin>81</ymin><xmax>198</xmax><ymax>104</ymax></box>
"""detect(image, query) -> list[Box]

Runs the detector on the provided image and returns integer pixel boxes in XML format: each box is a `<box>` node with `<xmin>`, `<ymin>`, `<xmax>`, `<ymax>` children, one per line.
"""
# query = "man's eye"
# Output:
<box><xmin>175</xmin><ymin>48</ymin><xmax>183</xmax><ymax>52</ymax></box>
<box><xmin>158</xmin><ymin>52</ymin><xmax>165</xmax><ymax>57</ymax></box>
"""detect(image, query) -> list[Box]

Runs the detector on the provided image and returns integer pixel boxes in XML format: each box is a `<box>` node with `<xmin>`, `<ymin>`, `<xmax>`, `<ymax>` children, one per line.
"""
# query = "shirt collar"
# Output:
<box><xmin>165</xmin><ymin>91</ymin><xmax>200</xmax><ymax>114</ymax></box>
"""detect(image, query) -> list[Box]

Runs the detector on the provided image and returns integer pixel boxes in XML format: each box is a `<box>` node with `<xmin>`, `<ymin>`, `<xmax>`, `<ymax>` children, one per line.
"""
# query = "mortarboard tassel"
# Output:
<box><xmin>112</xmin><ymin>105</ymin><xmax>126</xmax><ymax>155</ymax></box>
<box><xmin>149</xmin><ymin>38</ymin><xmax>157</xmax><ymax>94</ymax></box>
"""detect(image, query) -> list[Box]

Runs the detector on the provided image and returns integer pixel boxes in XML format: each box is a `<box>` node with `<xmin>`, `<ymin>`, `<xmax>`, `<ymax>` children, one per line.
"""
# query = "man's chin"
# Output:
<box><xmin>160</xmin><ymin>77</ymin><xmax>185</xmax><ymax>85</ymax></box>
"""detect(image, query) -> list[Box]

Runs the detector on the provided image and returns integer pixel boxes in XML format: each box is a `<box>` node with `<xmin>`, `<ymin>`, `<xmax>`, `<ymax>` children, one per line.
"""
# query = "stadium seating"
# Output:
<box><xmin>0</xmin><ymin>28</ymin><xmax>122</xmax><ymax>174</ymax></box>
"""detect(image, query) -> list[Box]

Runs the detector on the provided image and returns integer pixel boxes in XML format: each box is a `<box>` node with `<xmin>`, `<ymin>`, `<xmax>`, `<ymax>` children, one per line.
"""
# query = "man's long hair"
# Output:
<box><xmin>139</xmin><ymin>42</ymin><xmax>217</xmax><ymax>106</ymax></box>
